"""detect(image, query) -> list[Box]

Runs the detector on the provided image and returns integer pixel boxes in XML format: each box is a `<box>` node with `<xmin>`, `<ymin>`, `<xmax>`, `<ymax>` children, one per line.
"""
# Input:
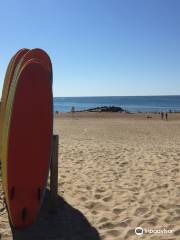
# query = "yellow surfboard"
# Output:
<box><xmin>0</xmin><ymin>49</ymin><xmax>29</xmax><ymax>161</ymax></box>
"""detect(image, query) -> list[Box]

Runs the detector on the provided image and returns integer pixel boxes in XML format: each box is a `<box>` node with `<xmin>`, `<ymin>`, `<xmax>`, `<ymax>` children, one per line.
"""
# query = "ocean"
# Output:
<box><xmin>53</xmin><ymin>96</ymin><xmax>180</xmax><ymax>113</ymax></box>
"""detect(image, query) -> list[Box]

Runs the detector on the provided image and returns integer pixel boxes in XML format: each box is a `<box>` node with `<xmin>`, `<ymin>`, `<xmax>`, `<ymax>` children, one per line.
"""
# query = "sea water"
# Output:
<box><xmin>53</xmin><ymin>95</ymin><xmax>180</xmax><ymax>113</ymax></box>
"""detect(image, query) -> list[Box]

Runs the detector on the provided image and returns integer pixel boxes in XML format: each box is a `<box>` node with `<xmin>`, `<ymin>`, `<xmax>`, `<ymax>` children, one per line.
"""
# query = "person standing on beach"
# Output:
<box><xmin>165</xmin><ymin>112</ymin><xmax>168</xmax><ymax>120</ymax></box>
<box><xmin>161</xmin><ymin>112</ymin><xmax>164</xmax><ymax>120</ymax></box>
<box><xmin>71</xmin><ymin>106</ymin><xmax>75</xmax><ymax>118</ymax></box>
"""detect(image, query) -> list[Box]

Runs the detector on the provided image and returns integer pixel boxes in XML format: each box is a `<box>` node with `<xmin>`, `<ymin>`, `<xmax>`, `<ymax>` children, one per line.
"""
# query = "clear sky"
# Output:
<box><xmin>0</xmin><ymin>0</ymin><xmax>179</xmax><ymax>97</ymax></box>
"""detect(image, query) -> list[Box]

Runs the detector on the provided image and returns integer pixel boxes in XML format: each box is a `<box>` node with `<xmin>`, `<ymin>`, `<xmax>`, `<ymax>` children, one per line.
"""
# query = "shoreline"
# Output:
<box><xmin>54</xmin><ymin>111</ymin><xmax>180</xmax><ymax>121</ymax></box>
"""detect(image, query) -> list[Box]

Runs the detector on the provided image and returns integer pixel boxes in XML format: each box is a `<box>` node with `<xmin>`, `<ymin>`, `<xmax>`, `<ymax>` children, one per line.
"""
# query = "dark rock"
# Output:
<box><xmin>80</xmin><ymin>106</ymin><xmax>126</xmax><ymax>112</ymax></box>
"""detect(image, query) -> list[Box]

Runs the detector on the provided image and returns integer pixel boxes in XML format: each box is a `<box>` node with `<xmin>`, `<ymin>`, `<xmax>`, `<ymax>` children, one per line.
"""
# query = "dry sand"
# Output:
<box><xmin>0</xmin><ymin>112</ymin><xmax>180</xmax><ymax>239</ymax></box>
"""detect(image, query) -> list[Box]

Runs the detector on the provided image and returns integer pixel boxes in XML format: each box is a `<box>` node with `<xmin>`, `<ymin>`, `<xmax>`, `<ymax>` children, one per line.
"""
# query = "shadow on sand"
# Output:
<box><xmin>12</xmin><ymin>189</ymin><xmax>101</xmax><ymax>240</ymax></box>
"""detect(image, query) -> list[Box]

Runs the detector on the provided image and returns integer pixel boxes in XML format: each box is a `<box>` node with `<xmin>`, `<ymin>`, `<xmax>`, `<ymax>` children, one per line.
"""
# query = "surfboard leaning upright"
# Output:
<box><xmin>1</xmin><ymin>49</ymin><xmax>53</xmax><ymax>228</ymax></box>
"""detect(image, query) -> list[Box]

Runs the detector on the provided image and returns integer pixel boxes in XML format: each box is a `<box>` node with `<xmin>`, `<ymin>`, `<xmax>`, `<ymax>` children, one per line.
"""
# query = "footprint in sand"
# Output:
<box><xmin>99</xmin><ymin>217</ymin><xmax>109</xmax><ymax>223</ymax></box>
<box><xmin>85</xmin><ymin>201</ymin><xmax>109</xmax><ymax>211</ymax></box>
<box><xmin>91</xmin><ymin>210</ymin><xmax>98</xmax><ymax>215</ymax></box>
<box><xmin>94</xmin><ymin>194</ymin><xmax>102</xmax><ymax>200</ymax></box>
<box><xmin>103</xmin><ymin>196</ymin><xmax>112</xmax><ymax>202</ymax></box>
<box><xmin>99</xmin><ymin>222</ymin><xmax>115</xmax><ymax>230</ymax></box>
<box><xmin>134</xmin><ymin>207</ymin><xmax>149</xmax><ymax>217</ymax></box>
<box><xmin>80</xmin><ymin>196</ymin><xmax>87</xmax><ymax>202</ymax></box>
<box><xmin>164</xmin><ymin>215</ymin><xmax>174</xmax><ymax>224</ymax></box>
<box><xmin>109</xmin><ymin>229</ymin><xmax>120</xmax><ymax>237</ymax></box>
<box><xmin>113</xmin><ymin>207</ymin><xmax>125</xmax><ymax>215</ymax></box>
<box><xmin>118</xmin><ymin>218</ymin><xmax>131</xmax><ymax>227</ymax></box>
<box><xmin>120</xmin><ymin>161</ymin><xmax>128</xmax><ymax>167</ymax></box>
<box><xmin>96</xmin><ymin>187</ymin><xmax>106</xmax><ymax>193</ymax></box>
<box><xmin>156</xmin><ymin>204</ymin><xmax>169</xmax><ymax>214</ymax></box>
<box><xmin>143</xmin><ymin>217</ymin><xmax>158</xmax><ymax>226</ymax></box>
<box><xmin>171</xmin><ymin>168</ymin><xmax>179</xmax><ymax>174</ymax></box>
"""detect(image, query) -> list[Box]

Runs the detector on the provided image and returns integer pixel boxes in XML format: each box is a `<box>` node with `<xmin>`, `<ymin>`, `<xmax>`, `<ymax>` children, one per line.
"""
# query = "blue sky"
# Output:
<box><xmin>0</xmin><ymin>0</ymin><xmax>179</xmax><ymax>96</ymax></box>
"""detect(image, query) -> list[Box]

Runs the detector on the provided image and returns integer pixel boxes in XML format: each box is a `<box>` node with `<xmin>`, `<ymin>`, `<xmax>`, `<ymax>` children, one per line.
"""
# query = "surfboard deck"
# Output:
<box><xmin>1</xmin><ymin>58</ymin><xmax>53</xmax><ymax>228</ymax></box>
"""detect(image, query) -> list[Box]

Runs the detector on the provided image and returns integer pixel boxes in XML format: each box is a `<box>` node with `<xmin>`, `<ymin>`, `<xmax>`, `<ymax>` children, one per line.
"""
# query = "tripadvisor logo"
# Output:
<box><xmin>135</xmin><ymin>227</ymin><xmax>143</xmax><ymax>235</ymax></box>
<box><xmin>135</xmin><ymin>226</ymin><xmax>173</xmax><ymax>236</ymax></box>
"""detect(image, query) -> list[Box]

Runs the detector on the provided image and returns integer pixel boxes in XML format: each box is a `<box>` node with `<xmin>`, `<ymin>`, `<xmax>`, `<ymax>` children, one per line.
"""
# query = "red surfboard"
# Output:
<box><xmin>1</xmin><ymin>58</ymin><xmax>53</xmax><ymax>228</ymax></box>
<box><xmin>21</xmin><ymin>48</ymin><xmax>52</xmax><ymax>75</ymax></box>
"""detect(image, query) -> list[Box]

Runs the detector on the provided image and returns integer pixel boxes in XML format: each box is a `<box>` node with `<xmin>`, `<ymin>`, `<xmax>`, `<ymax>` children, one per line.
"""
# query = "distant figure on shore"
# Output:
<box><xmin>165</xmin><ymin>112</ymin><xmax>168</xmax><ymax>120</ymax></box>
<box><xmin>161</xmin><ymin>112</ymin><xmax>164</xmax><ymax>120</ymax></box>
<box><xmin>71</xmin><ymin>106</ymin><xmax>75</xmax><ymax>113</ymax></box>
<box><xmin>71</xmin><ymin>106</ymin><xmax>75</xmax><ymax>118</ymax></box>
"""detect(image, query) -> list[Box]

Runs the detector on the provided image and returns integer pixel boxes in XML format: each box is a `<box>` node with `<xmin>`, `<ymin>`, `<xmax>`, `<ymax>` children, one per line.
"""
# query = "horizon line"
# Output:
<box><xmin>54</xmin><ymin>94</ymin><xmax>180</xmax><ymax>98</ymax></box>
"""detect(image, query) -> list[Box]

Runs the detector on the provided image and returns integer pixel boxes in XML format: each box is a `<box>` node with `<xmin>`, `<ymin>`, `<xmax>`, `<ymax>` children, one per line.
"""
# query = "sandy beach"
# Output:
<box><xmin>0</xmin><ymin>112</ymin><xmax>180</xmax><ymax>239</ymax></box>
